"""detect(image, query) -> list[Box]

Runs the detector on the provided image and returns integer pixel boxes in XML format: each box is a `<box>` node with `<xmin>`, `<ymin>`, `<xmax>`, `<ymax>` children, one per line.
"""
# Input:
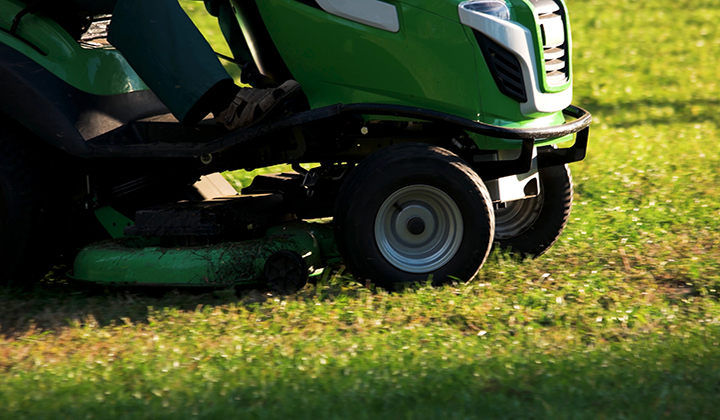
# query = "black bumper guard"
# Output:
<box><xmin>89</xmin><ymin>103</ymin><xmax>591</xmax><ymax>169</ymax></box>
<box><xmin>338</xmin><ymin>104</ymin><xmax>591</xmax><ymax>179</ymax></box>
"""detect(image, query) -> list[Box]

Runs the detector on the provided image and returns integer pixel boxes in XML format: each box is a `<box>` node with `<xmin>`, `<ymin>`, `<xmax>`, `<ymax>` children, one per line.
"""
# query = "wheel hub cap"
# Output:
<box><xmin>406</xmin><ymin>217</ymin><xmax>426</xmax><ymax>235</ymax></box>
<box><xmin>375</xmin><ymin>185</ymin><xmax>463</xmax><ymax>273</ymax></box>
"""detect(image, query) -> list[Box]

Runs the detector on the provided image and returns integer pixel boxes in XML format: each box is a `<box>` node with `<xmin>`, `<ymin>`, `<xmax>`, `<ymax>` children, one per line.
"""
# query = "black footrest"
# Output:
<box><xmin>242</xmin><ymin>172</ymin><xmax>304</xmax><ymax>194</ymax></box>
<box><xmin>125</xmin><ymin>194</ymin><xmax>293</xmax><ymax>241</ymax></box>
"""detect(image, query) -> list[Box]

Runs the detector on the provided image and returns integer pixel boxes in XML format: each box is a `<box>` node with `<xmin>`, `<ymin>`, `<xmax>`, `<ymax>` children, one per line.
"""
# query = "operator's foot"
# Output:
<box><xmin>216</xmin><ymin>80</ymin><xmax>302</xmax><ymax>131</ymax></box>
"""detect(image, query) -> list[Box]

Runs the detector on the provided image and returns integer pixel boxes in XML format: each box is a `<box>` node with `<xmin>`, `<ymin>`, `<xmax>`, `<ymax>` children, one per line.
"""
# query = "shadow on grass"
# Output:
<box><xmin>5</xmin><ymin>328</ymin><xmax>720</xmax><ymax>420</ymax></box>
<box><xmin>0</xmin><ymin>280</ymin><xmax>234</xmax><ymax>337</ymax></box>
<box><xmin>0</xmin><ymin>278</ymin><xmax>283</xmax><ymax>337</ymax></box>
<box><xmin>0</xmin><ymin>265</ymin><xmax>360</xmax><ymax>337</ymax></box>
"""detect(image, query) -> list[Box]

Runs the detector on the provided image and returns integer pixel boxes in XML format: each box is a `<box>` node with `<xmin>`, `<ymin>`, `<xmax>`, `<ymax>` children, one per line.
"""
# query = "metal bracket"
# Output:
<box><xmin>471</xmin><ymin>138</ymin><xmax>535</xmax><ymax>180</ymax></box>
<box><xmin>537</xmin><ymin>124</ymin><xmax>590</xmax><ymax>169</ymax></box>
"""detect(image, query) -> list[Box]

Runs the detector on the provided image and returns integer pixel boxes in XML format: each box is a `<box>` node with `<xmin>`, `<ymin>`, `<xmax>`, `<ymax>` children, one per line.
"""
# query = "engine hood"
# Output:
<box><xmin>397</xmin><ymin>0</ymin><xmax>463</xmax><ymax>21</ymax></box>
<box><xmin>398</xmin><ymin>0</ymin><xmax>539</xmax><ymax>22</ymax></box>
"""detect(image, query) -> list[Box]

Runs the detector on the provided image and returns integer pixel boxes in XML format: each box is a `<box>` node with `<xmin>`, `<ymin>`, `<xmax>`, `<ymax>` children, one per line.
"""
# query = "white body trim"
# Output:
<box><xmin>316</xmin><ymin>0</ymin><xmax>400</xmax><ymax>33</ymax></box>
<box><xmin>484</xmin><ymin>148</ymin><xmax>540</xmax><ymax>203</ymax></box>
<box><xmin>457</xmin><ymin>5</ymin><xmax>572</xmax><ymax>116</ymax></box>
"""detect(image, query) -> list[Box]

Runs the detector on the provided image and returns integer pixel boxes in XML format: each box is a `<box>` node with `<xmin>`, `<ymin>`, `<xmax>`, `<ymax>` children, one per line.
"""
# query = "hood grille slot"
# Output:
<box><xmin>474</xmin><ymin>31</ymin><xmax>527</xmax><ymax>103</ymax></box>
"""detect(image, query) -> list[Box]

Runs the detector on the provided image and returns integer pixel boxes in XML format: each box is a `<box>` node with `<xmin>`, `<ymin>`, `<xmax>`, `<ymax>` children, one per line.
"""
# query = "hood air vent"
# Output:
<box><xmin>474</xmin><ymin>31</ymin><xmax>527</xmax><ymax>103</ymax></box>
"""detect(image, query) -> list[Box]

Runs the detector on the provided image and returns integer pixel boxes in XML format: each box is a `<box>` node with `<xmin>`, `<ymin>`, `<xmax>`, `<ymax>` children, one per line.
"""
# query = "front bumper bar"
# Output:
<box><xmin>338</xmin><ymin>103</ymin><xmax>591</xmax><ymax>179</ymax></box>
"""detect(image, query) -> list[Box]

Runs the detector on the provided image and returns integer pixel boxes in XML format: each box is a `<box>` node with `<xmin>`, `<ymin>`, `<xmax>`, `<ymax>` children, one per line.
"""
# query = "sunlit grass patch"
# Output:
<box><xmin>2</xmin><ymin>277</ymin><xmax>719</xmax><ymax>419</ymax></box>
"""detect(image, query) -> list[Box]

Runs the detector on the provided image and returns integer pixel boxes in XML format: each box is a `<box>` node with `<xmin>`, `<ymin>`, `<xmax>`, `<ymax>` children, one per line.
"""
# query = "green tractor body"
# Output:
<box><xmin>0</xmin><ymin>0</ymin><xmax>590</xmax><ymax>290</ymax></box>
<box><xmin>260</xmin><ymin>0</ymin><xmax>573</xmax><ymax>147</ymax></box>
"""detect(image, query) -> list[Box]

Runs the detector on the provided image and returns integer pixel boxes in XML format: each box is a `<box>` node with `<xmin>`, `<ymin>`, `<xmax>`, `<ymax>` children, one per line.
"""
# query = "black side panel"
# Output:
<box><xmin>0</xmin><ymin>44</ymin><xmax>168</xmax><ymax>157</ymax></box>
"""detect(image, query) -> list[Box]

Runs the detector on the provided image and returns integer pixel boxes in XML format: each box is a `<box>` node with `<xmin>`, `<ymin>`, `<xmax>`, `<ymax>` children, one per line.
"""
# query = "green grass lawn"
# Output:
<box><xmin>2</xmin><ymin>0</ymin><xmax>720</xmax><ymax>418</ymax></box>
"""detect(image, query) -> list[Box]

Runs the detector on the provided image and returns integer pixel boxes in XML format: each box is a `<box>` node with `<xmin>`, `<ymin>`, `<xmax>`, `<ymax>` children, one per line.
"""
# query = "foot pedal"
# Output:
<box><xmin>243</xmin><ymin>173</ymin><xmax>335</xmax><ymax>219</ymax></box>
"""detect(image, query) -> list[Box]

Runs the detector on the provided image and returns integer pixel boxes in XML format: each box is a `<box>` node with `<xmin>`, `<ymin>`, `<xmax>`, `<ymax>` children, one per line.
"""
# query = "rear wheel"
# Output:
<box><xmin>334</xmin><ymin>143</ymin><xmax>495</xmax><ymax>289</ymax></box>
<box><xmin>494</xmin><ymin>164</ymin><xmax>573</xmax><ymax>257</ymax></box>
<box><xmin>0</xmin><ymin>135</ymin><xmax>58</xmax><ymax>283</ymax></box>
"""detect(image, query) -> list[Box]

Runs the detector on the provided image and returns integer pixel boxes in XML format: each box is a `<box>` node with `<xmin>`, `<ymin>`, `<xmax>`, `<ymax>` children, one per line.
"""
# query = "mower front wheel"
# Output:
<box><xmin>334</xmin><ymin>143</ymin><xmax>495</xmax><ymax>290</ymax></box>
<box><xmin>494</xmin><ymin>164</ymin><xmax>573</xmax><ymax>257</ymax></box>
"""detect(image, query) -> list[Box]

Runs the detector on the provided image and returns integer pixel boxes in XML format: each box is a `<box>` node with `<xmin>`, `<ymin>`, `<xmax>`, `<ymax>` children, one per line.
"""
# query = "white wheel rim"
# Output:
<box><xmin>494</xmin><ymin>190</ymin><xmax>544</xmax><ymax>239</ymax></box>
<box><xmin>374</xmin><ymin>185</ymin><xmax>463</xmax><ymax>273</ymax></box>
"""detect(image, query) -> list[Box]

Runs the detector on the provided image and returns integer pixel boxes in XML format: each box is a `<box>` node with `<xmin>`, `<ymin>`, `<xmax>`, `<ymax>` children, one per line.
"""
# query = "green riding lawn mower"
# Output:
<box><xmin>0</xmin><ymin>0</ymin><xmax>590</xmax><ymax>291</ymax></box>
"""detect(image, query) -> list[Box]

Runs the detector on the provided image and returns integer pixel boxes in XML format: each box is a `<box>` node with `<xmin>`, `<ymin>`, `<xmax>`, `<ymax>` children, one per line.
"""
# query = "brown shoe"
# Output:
<box><xmin>216</xmin><ymin>80</ymin><xmax>302</xmax><ymax>131</ymax></box>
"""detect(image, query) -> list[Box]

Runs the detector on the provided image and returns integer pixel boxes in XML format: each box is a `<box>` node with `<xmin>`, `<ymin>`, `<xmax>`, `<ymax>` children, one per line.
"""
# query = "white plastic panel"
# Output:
<box><xmin>458</xmin><ymin>6</ymin><xmax>572</xmax><ymax>116</ymax></box>
<box><xmin>484</xmin><ymin>148</ymin><xmax>539</xmax><ymax>203</ymax></box>
<box><xmin>315</xmin><ymin>0</ymin><xmax>400</xmax><ymax>33</ymax></box>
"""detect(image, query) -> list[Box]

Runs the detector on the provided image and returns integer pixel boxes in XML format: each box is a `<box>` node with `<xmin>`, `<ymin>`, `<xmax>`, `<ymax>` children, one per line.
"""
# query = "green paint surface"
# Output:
<box><xmin>0</xmin><ymin>0</ymin><xmax>147</xmax><ymax>95</ymax></box>
<box><xmin>72</xmin><ymin>222</ymin><xmax>336</xmax><ymax>286</ymax></box>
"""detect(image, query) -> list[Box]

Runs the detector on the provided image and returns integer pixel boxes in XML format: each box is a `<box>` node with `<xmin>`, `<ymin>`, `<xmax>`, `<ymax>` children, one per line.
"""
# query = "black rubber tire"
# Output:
<box><xmin>333</xmin><ymin>143</ymin><xmax>495</xmax><ymax>290</ymax></box>
<box><xmin>0</xmin><ymin>134</ymin><xmax>59</xmax><ymax>283</ymax></box>
<box><xmin>264</xmin><ymin>250</ymin><xmax>308</xmax><ymax>294</ymax></box>
<box><xmin>493</xmin><ymin>164</ymin><xmax>573</xmax><ymax>257</ymax></box>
